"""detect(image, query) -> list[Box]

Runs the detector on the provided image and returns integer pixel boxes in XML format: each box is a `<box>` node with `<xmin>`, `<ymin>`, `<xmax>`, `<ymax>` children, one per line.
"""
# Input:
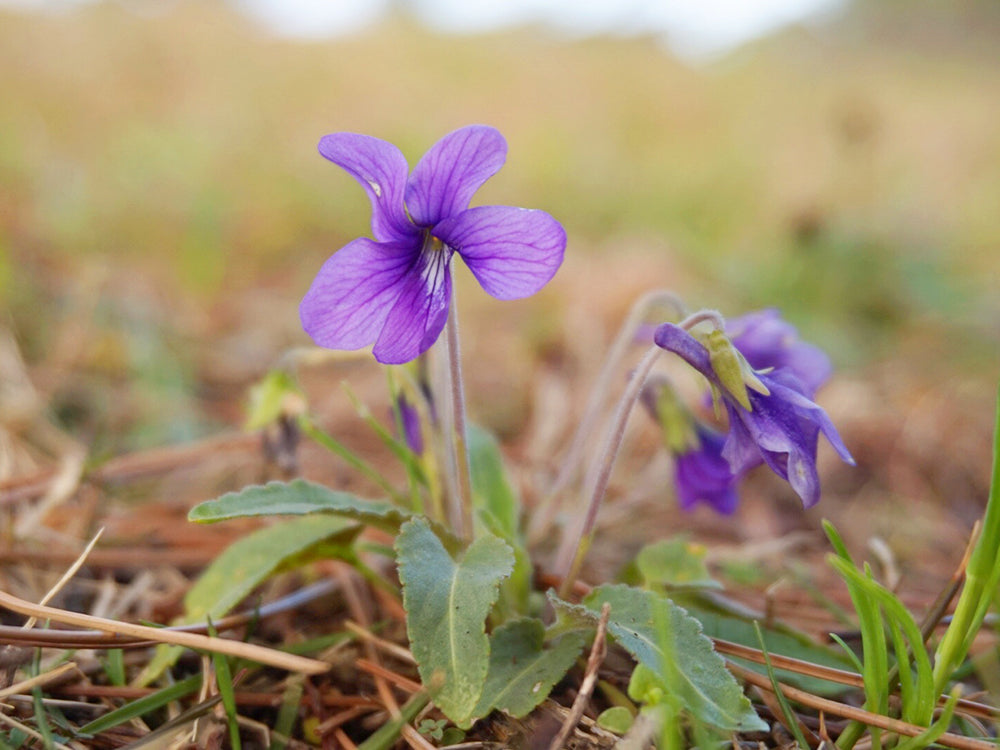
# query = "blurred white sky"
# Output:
<box><xmin>2</xmin><ymin>0</ymin><xmax>846</xmax><ymax>59</ymax></box>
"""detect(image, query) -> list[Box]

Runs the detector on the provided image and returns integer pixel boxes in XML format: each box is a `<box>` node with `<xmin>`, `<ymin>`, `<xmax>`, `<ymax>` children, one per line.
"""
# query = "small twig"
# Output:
<box><xmin>23</xmin><ymin>528</ymin><xmax>104</xmax><ymax>630</ymax></box>
<box><xmin>918</xmin><ymin>522</ymin><xmax>979</xmax><ymax>644</ymax></box>
<box><xmin>334</xmin><ymin>727</ymin><xmax>360</xmax><ymax>749</ymax></box>
<box><xmin>344</xmin><ymin>621</ymin><xmax>416</xmax><ymax>664</ymax></box>
<box><xmin>0</xmin><ymin>579</ymin><xmax>338</xmax><ymax>649</ymax></box>
<box><xmin>0</xmin><ymin>589</ymin><xmax>328</xmax><ymax>675</ymax></box>
<box><xmin>0</xmin><ymin>662</ymin><xmax>78</xmax><ymax>701</ymax></box>
<box><xmin>0</xmin><ymin>546</ymin><xmax>221</xmax><ymax>571</ymax></box>
<box><xmin>714</xmin><ymin>638</ymin><xmax>997</xmax><ymax>721</ymax></box>
<box><xmin>753</xmin><ymin>686</ymin><xmax>820</xmax><ymax>746</ymax></box>
<box><xmin>0</xmin><ymin>709</ymin><xmax>74</xmax><ymax>750</ymax></box>
<box><xmin>333</xmin><ymin>560</ymin><xmax>407</xmax><ymax>748</ymax></box>
<box><xmin>727</xmin><ymin>661</ymin><xmax>995</xmax><ymax>750</ymax></box>
<box><xmin>315</xmin><ymin>706</ymin><xmax>372</xmax><ymax>735</ymax></box>
<box><xmin>714</xmin><ymin>638</ymin><xmax>865</xmax><ymax>689</ymax></box>
<box><xmin>548</xmin><ymin>602</ymin><xmax>611</xmax><ymax>750</ymax></box>
<box><xmin>355</xmin><ymin>659</ymin><xmax>422</xmax><ymax>694</ymax></box>
<box><xmin>12</xmin><ymin>447</ymin><xmax>86</xmax><ymax>537</ymax></box>
<box><xmin>401</xmin><ymin>722</ymin><xmax>437</xmax><ymax>750</ymax></box>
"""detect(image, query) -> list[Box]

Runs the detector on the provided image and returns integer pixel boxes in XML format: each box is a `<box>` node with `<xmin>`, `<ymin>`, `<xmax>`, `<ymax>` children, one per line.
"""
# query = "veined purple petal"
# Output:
<box><xmin>675</xmin><ymin>427</ymin><xmax>741</xmax><ymax>514</ymax></box>
<box><xmin>318</xmin><ymin>133</ymin><xmax>416</xmax><ymax>242</ymax></box>
<box><xmin>372</xmin><ymin>245</ymin><xmax>453</xmax><ymax>364</ymax></box>
<box><xmin>434</xmin><ymin>205</ymin><xmax>566</xmax><ymax>300</ymax></box>
<box><xmin>653</xmin><ymin>323</ymin><xmax>712</xmax><ymax>373</ymax></box>
<box><xmin>727</xmin><ymin>309</ymin><xmax>831</xmax><ymax>396</ymax></box>
<box><xmin>719</xmin><ymin>415</ymin><xmax>767</xmax><ymax>477</ymax></box>
<box><xmin>300</xmin><ymin>238</ymin><xmax>419</xmax><ymax>351</ymax></box>
<box><xmin>764</xmin><ymin>372</ymin><xmax>854</xmax><ymax>465</ymax></box>
<box><xmin>405</xmin><ymin>126</ymin><xmax>507</xmax><ymax>227</ymax></box>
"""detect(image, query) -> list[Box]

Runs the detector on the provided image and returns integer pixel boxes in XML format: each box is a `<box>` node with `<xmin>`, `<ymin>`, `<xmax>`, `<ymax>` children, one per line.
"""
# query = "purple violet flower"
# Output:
<box><xmin>726</xmin><ymin>309</ymin><xmax>831</xmax><ymax>397</ymax></box>
<box><xmin>674</xmin><ymin>425</ymin><xmax>741</xmax><ymax>515</ymax></box>
<box><xmin>300</xmin><ymin>125</ymin><xmax>566</xmax><ymax>364</ymax></box>
<box><xmin>654</xmin><ymin>322</ymin><xmax>854</xmax><ymax>508</ymax></box>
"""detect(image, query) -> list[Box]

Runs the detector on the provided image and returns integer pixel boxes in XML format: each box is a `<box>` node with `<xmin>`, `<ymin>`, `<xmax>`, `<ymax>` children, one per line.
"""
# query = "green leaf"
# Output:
<box><xmin>472</xmin><ymin>618</ymin><xmax>587</xmax><ymax>719</ymax></box>
<box><xmin>468</xmin><ymin>423</ymin><xmax>519</xmax><ymax>539</ymax></box>
<box><xmin>552</xmin><ymin>585</ymin><xmax>766</xmax><ymax>732</ymax></box>
<box><xmin>189</xmin><ymin>480</ymin><xmax>403</xmax><ymax>527</ymax></box>
<box><xmin>753</xmin><ymin>621</ymin><xmax>811</xmax><ymax>750</ymax></box>
<box><xmin>627</xmin><ymin>663</ymin><xmax>668</xmax><ymax>706</ymax></box>
<box><xmin>138</xmin><ymin>514</ymin><xmax>359</xmax><ymax>685</ymax></box>
<box><xmin>674</xmin><ymin>595</ymin><xmax>855</xmax><ymax>696</ymax></box>
<box><xmin>829</xmin><ymin>557</ymin><xmax>935</xmax><ymax>726</ymax></box>
<box><xmin>468</xmin><ymin>424</ymin><xmax>532</xmax><ymax>616</ymax></box>
<box><xmin>78</xmin><ymin>675</ymin><xmax>202</xmax><ymax>735</ymax></box>
<box><xmin>395</xmin><ymin>517</ymin><xmax>514</xmax><ymax>727</ymax></box>
<box><xmin>269</xmin><ymin>677</ymin><xmax>303</xmax><ymax>750</ymax></box>
<box><xmin>208</xmin><ymin>620</ymin><xmax>242</xmax><ymax>750</ymax></box>
<box><xmin>636</xmin><ymin>538</ymin><xmax>722</xmax><ymax>591</ymax></box>
<box><xmin>184</xmin><ymin>515</ymin><xmax>359</xmax><ymax>620</ymax></box>
<box><xmin>187</xmin><ymin>480</ymin><xmax>461</xmax><ymax>546</ymax></box>
<box><xmin>597</xmin><ymin>706</ymin><xmax>634</xmax><ymax>734</ymax></box>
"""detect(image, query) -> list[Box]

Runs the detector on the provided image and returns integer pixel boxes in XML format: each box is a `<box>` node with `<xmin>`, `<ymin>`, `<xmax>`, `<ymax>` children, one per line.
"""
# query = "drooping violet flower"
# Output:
<box><xmin>654</xmin><ymin>322</ymin><xmax>854</xmax><ymax>508</ymax></box>
<box><xmin>641</xmin><ymin>376</ymin><xmax>742</xmax><ymax>514</ymax></box>
<box><xmin>726</xmin><ymin>308</ymin><xmax>831</xmax><ymax>397</ymax></box>
<box><xmin>300</xmin><ymin>125</ymin><xmax>566</xmax><ymax>364</ymax></box>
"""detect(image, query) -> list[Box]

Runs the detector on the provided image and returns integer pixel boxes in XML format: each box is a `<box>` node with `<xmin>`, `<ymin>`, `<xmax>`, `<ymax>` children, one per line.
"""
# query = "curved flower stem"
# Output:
<box><xmin>443</xmin><ymin>273</ymin><xmax>475</xmax><ymax>542</ymax></box>
<box><xmin>554</xmin><ymin>344</ymin><xmax>663</xmax><ymax>598</ymax></box>
<box><xmin>529</xmin><ymin>290</ymin><xmax>684</xmax><ymax>544</ymax></box>
<box><xmin>679</xmin><ymin>308</ymin><xmax>725</xmax><ymax>332</ymax></box>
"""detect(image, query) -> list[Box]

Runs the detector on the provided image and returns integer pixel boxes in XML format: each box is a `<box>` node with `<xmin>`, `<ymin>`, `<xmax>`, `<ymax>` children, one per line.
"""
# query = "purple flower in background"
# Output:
<box><xmin>726</xmin><ymin>309</ymin><xmax>831</xmax><ymax>397</ymax></box>
<box><xmin>300</xmin><ymin>125</ymin><xmax>566</xmax><ymax>364</ymax></box>
<box><xmin>392</xmin><ymin>393</ymin><xmax>424</xmax><ymax>455</ymax></box>
<box><xmin>654</xmin><ymin>322</ymin><xmax>854</xmax><ymax>508</ymax></box>
<box><xmin>674</xmin><ymin>426</ymin><xmax>741</xmax><ymax>515</ymax></box>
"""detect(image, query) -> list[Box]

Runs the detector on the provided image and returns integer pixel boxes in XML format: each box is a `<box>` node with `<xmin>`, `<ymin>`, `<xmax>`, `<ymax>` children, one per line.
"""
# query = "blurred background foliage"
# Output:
<box><xmin>1</xmin><ymin>0</ymin><xmax>998</xmax><ymax>458</ymax></box>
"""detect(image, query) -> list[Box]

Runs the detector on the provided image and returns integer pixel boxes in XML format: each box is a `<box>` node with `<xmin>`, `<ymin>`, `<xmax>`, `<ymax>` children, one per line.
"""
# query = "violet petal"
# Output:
<box><xmin>675</xmin><ymin>428</ymin><xmax>741</xmax><ymax>514</ymax></box>
<box><xmin>435</xmin><ymin>205</ymin><xmax>566</xmax><ymax>300</ymax></box>
<box><xmin>372</xmin><ymin>246</ymin><xmax>453</xmax><ymax>364</ymax></box>
<box><xmin>727</xmin><ymin>309</ymin><xmax>832</xmax><ymax>396</ymax></box>
<box><xmin>300</xmin><ymin>237</ymin><xmax>418</xmax><ymax>351</ymax></box>
<box><xmin>653</xmin><ymin>323</ymin><xmax>712</xmax><ymax>373</ymax></box>
<box><xmin>405</xmin><ymin>125</ymin><xmax>507</xmax><ymax>227</ymax></box>
<box><xmin>318</xmin><ymin>133</ymin><xmax>416</xmax><ymax>242</ymax></box>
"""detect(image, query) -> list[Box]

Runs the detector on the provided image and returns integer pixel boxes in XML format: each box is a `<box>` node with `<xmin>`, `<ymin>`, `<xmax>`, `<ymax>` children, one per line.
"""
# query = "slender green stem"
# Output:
<box><xmin>443</xmin><ymin>278</ymin><xmax>475</xmax><ymax>541</ymax></box>
<box><xmin>932</xmin><ymin>384</ymin><xmax>1000</xmax><ymax>692</ymax></box>
<box><xmin>297</xmin><ymin>416</ymin><xmax>405</xmax><ymax>504</ymax></box>
<box><xmin>554</xmin><ymin>345</ymin><xmax>662</xmax><ymax>598</ymax></box>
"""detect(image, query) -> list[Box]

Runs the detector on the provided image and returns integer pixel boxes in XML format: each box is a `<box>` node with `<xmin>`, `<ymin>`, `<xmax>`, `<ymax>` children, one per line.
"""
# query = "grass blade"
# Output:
<box><xmin>77</xmin><ymin>674</ymin><xmax>202</xmax><ymax>736</ymax></box>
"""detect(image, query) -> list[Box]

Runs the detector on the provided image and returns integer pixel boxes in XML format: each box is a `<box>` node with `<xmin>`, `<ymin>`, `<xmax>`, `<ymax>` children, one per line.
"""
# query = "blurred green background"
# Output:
<box><xmin>1</xmin><ymin>0</ymin><xmax>998</xmax><ymax>460</ymax></box>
